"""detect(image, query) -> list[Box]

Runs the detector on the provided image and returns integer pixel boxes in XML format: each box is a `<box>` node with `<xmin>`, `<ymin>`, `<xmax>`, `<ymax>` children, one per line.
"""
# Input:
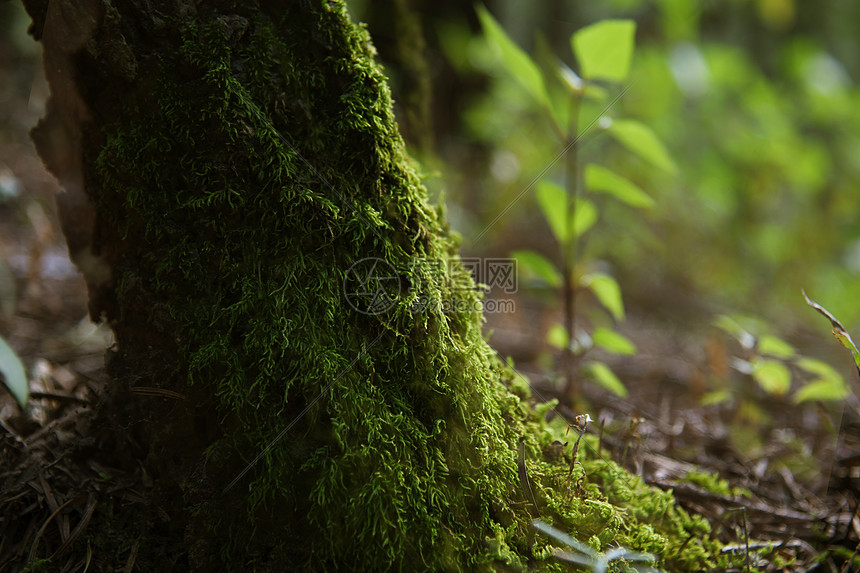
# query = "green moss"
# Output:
<box><xmin>21</xmin><ymin>559</ymin><xmax>53</xmax><ymax>573</ymax></box>
<box><xmin>681</xmin><ymin>470</ymin><xmax>752</xmax><ymax>498</ymax></box>
<box><xmin>80</xmin><ymin>1</ymin><xmax>734</xmax><ymax>570</ymax></box>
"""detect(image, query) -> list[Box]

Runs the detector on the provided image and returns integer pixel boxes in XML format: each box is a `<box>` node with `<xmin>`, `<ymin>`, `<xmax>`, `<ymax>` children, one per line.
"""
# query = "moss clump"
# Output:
<box><xmin>37</xmin><ymin>0</ymin><xmax>735</xmax><ymax>570</ymax></box>
<box><xmin>681</xmin><ymin>470</ymin><xmax>752</xmax><ymax>498</ymax></box>
<box><xmin>20</xmin><ymin>559</ymin><xmax>53</xmax><ymax>573</ymax></box>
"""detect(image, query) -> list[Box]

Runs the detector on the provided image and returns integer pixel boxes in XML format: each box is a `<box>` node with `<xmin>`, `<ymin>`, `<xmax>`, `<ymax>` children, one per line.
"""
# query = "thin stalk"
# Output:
<box><xmin>561</xmin><ymin>92</ymin><xmax>581</xmax><ymax>405</ymax></box>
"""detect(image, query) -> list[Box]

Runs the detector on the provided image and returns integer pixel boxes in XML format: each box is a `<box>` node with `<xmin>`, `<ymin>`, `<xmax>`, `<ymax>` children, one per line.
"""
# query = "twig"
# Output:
<box><xmin>27</xmin><ymin>493</ymin><xmax>84</xmax><ymax>563</ymax></box>
<box><xmin>51</xmin><ymin>492</ymin><xmax>97</xmax><ymax>558</ymax></box>
<box><xmin>29</xmin><ymin>391</ymin><xmax>90</xmax><ymax>405</ymax></box>
<box><xmin>840</xmin><ymin>540</ymin><xmax>860</xmax><ymax>573</ymax></box>
<box><xmin>123</xmin><ymin>536</ymin><xmax>141</xmax><ymax>573</ymax></box>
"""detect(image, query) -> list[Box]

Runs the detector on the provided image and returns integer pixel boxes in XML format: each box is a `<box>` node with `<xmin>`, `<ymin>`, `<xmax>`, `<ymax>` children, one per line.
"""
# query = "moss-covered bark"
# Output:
<box><xmin>24</xmin><ymin>1</ymin><xmax>731</xmax><ymax>570</ymax></box>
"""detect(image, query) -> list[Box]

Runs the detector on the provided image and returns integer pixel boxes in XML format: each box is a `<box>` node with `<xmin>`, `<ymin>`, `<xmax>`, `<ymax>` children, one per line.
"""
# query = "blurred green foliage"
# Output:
<box><xmin>476</xmin><ymin>8</ymin><xmax>672</xmax><ymax>399</ymax></box>
<box><xmin>429</xmin><ymin>0</ymin><xmax>860</xmax><ymax>334</ymax></box>
<box><xmin>713</xmin><ymin>313</ymin><xmax>848</xmax><ymax>404</ymax></box>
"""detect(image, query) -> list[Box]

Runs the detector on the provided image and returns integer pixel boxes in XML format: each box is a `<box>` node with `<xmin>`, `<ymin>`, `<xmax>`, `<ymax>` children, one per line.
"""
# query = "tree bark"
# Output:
<box><xmin>20</xmin><ymin>1</ymin><xmax>722</xmax><ymax>571</ymax></box>
<box><xmin>23</xmin><ymin>1</ymin><xmax>537</xmax><ymax>569</ymax></box>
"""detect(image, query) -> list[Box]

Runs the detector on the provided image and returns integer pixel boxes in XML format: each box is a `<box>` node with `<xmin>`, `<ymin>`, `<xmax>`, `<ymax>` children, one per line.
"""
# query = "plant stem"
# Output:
<box><xmin>561</xmin><ymin>94</ymin><xmax>581</xmax><ymax>405</ymax></box>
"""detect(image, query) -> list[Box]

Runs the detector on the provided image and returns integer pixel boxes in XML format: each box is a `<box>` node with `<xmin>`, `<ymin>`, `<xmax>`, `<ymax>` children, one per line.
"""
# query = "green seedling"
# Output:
<box><xmin>711</xmin><ymin>312</ymin><xmax>849</xmax><ymax>405</ymax></box>
<box><xmin>478</xmin><ymin>8</ymin><xmax>675</xmax><ymax>402</ymax></box>
<box><xmin>803</xmin><ymin>289</ymin><xmax>860</xmax><ymax>377</ymax></box>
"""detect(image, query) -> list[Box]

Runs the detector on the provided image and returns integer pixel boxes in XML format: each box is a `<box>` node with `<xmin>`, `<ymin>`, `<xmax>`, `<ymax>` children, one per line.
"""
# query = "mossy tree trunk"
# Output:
<box><xmin>22</xmin><ymin>1</ymin><xmax>722</xmax><ymax>571</ymax></box>
<box><xmin>24</xmin><ymin>1</ymin><xmax>535</xmax><ymax>569</ymax></box>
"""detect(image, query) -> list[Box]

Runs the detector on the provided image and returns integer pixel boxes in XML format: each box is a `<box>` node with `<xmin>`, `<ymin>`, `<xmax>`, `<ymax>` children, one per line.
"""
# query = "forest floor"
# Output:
<box><xmin>1</xmin><ymin>28</ymin><xmax>859</xmax><ymax>573</ymax></box>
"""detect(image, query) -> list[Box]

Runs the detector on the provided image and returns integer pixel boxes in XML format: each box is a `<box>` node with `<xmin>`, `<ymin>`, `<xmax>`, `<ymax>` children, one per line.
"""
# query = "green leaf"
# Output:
<box><xmin>751</xmin><ymin>358</ymin><xmax>791</xmax><ymax>396</ymax></box>
<box><xmin>794</xmin><ymin>379</ymin><xmax>849</xmax><ymax>403</ymax></box>
<box><xmin>803</xmin><ymin>290</ymin><xmax>860</xmax><ymax>377</ymax></box>
<box><xmin>608</xmin><ymin>119</ymin><xmax>678</xmax><ymax>174</ymax></box>
<box><xmin>0</xmin><ymin>334</ymin><xmax>28</xmax><ymax>408</ymax></box>
<box><xmin>793</xmin><ymin>357</ymin><xmax>848</xmax><ymax>403</ymax></box>
<box><xmin>511</xmin><ymin>250</ymin><xmax>562</xmax><ymax>288</ymax></box>
<box><xmin>833</xmin><ymin>329</ymin><xmax>860</xmax><ymax>371</ymax></box>
<box><xmin>584</xmin><ymin>164</ymin><xmax>655</xmax><ymax>209</ymax></box>
<box><xmin>572</xmin><ymin>20</ymin><xmax>636</xmax><ymax>83</ymax></box>
<box><xmin>477</xmin><ymin>6</ymin><xmax>550</xmax><ymax>108</ymax></box>
<box><xmin>714</xmin><ymin>315</ymin><xmax>755</xmax><ymax>349</ymax></box>
<box><xmin>756</xmin><ymin>334</ymin><xmax>795</xmax><ymax>359</ymax></box>
<box><xmin>572</xmin><ymin>197</ymin><xmax>598</xmax><ymax>238</ymax></box>
<box><xmin>546</xmin><ymin>323</ymin><xmax>569</xmax><ymax>349</ymax></box>
<box><xmin>536</xmin><ymin>181</ymin><xmax>596</xmax><ymax>243</ymax></box>
<box><xmin>583</xmin><ymin>84</ymin><xmax>608</xmax><ymax>101</ymax></box>
<box><xmin>592</xmin><ymin>327</ymin><xmax>636</xmax><ymax>355</ymax></box>
<box><xmin>701</xmin><ymin>390</ymin><xmax>731</xmax><ymax>406</ymax></box>
<box><xmin>585</xmin><ymin>361</ymin><xmax>628</xmax><ymax>397</ymax></box>
<box><xmin>536</xmin><ymin>180</ymin><xmax>569</xmax><ymax>242</ymax></box>
<box><xmin>796</xmin><ymin>356</ymin><xmax>841</xmax><ymax>379</ymax></box>
<box><xmin>583</xmin><ymin>273</ymin><xmax>625</xmax><ymax>321</ymax></box>
<box><xmin>558</xmin><ymin>62</ymin><xmax>584</xmax><ymax>94</ymax></box>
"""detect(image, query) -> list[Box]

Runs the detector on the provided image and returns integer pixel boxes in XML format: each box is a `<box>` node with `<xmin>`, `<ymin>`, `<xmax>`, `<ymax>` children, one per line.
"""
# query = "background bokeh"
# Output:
<box><xmin>348</xmin><ymin>0</ymin><xmax>860</xmax><ymax>381</ymax></box>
